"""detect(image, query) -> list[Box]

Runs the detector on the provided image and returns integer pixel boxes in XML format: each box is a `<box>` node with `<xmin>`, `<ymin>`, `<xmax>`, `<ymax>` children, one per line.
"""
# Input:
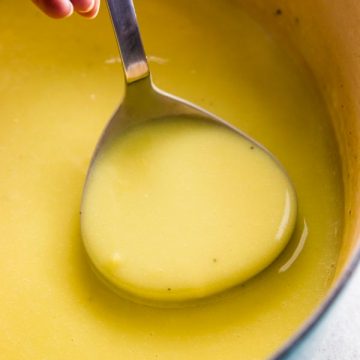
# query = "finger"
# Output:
<box><xmin>32</xmin><ymin>0</ymin><xmax>74</xmax><ymax>19</ymax></box>
<box><xmin>77</xmin><ymin>0</ymin><xmax>100</xmax><ymax>19</ymax></box>
<box><xmin>71</xmin><ymin>0</ymin><xmax>95</xmax><ymax>13</ymax></box>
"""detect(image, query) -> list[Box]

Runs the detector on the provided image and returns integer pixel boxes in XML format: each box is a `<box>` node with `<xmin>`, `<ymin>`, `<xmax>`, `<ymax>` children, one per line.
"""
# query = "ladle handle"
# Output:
<box><xmin>106</xmin><ymin>0</ymin><xmax>150</xmax><ymax>83</ymax></box>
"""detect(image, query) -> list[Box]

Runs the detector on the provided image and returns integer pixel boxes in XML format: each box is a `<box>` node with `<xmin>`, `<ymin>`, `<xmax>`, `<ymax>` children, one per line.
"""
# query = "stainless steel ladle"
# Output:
<box><xmin>80</xmin><ymin>0</ymin><xmax>297</xmax><ymax>306</ymax></box>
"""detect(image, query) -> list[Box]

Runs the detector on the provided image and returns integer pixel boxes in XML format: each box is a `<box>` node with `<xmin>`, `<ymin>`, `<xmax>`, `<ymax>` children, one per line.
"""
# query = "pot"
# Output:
<box><xmin>237</xmin><ymin>1</ymin><xmax>360</xmax><ymax>358</ymax></box>
<box><xmin>1</xmin><ymin>1</ymin><xmax>359</xmax><ymax>359</ymax></box>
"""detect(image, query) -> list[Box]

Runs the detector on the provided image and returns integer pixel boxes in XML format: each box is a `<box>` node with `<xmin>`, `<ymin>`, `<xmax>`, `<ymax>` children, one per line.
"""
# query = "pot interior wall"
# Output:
<box><xmin>236</xmin><ymin>0</ymin><xmax>360</xmax><ymax>280</ymax></box>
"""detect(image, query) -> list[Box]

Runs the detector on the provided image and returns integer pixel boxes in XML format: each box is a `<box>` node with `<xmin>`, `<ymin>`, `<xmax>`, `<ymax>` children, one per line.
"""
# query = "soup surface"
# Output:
<box><xmin>0</xmin><ymin>0</ymin><xmax>343</xmax><ymax>359</ymax></box>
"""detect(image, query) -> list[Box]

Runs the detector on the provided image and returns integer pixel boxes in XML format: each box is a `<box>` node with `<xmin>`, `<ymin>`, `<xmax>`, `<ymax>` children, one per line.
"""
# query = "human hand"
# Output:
<box><xmin>32</xmin><ymin>0</ymin><xmax>100</xmax><ymax>19</ymax></box>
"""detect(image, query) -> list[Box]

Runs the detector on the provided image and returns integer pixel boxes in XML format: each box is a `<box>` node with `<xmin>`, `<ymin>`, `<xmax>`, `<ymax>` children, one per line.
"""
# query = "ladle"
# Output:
<box><xmin>80</xmin><ymin>0</ymin><xmax>297</xmax><ymax>307</ymax></box>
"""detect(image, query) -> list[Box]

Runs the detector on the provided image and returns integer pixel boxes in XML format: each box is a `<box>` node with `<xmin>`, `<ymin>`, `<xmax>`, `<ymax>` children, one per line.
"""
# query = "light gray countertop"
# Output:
<box><xmin>310</xmin><ymin>262</ymin><xmax>360</xmax><ymax>359</ymax></box>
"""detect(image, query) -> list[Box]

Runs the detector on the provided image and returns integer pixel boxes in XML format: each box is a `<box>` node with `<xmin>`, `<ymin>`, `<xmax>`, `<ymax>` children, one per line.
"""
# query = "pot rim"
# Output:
<box><xmin>271</xmin><ymin>241</ymin><xmax>360</xmax><ymax>359</ymax></box>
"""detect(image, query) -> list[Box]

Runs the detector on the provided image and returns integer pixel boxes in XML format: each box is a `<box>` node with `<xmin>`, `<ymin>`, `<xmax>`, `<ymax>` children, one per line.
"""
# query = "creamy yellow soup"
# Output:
<box><xmin>0</xmin><ymin>1</ymin><xmax>343</xmax><ymax>359</ymax></box>
<box><xmin>82</xmin><ymin>116</ymin><xmax>296</xmax><ymax>304</ymax></box>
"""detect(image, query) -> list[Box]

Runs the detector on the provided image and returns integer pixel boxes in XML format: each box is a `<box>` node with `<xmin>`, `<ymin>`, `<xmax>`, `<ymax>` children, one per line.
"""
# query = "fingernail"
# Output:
<box><xmin>87</xmin><ymin>5</ymin><xmax>100</xmax><ymax>19</ymax></box>
<box><xmin>81</xmin><ymin>0</ymin><xmax>100</xmax><ymax>19</ymax></box>
<box><xmin>64</xmin><ymin>0</ymin><xmax>74</xmax><ymax>17</ymax></box>
<box><xmin>77</xmin><ymin>0</ymin><xmax>95</xmax><ymax>13</ymax></box>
